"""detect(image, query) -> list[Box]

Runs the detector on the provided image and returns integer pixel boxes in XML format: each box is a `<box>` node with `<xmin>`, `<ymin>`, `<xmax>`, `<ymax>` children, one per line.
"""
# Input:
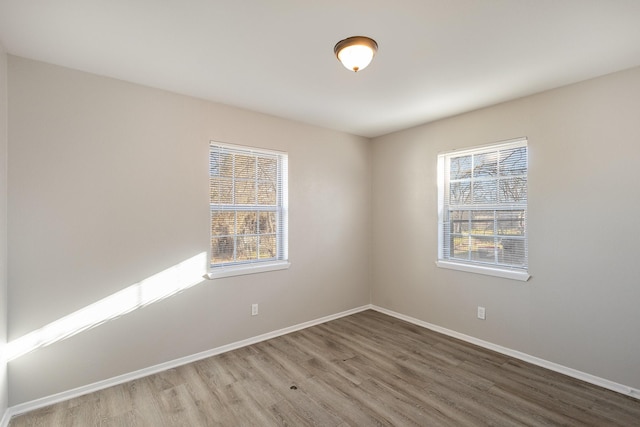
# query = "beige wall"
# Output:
<box><xmin>371</xmin><ymin>66</ymin><xmax>640</xmax><ymax>390</ymax></box>
<box><xmin>5</xmin><ymin>53</ymin><xmax>640</xmax><ymax>408</ymax></box>
<box><xmin>0</xmin><ymin>42</ymin><xmax>8</xmax><ymax>420</ymax></box>
<box><xmin>7</xmin><ymin>56</ymin><xmax>371</xmax><ymax>404</ymax></box>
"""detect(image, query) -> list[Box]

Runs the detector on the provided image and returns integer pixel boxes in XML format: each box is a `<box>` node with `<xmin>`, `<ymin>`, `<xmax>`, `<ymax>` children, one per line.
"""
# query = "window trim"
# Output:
<box><xmin>205</xmin><ymin>260</ymin><xmax>291</xmax><ymax>280</ymax></box>
<box><xmin>436</xmin><ymin>260</ymin><xmax>530</xmax><ymax>281</ymax></box>
<box><xmin>207</xmin><ymin>141</ymin><xmax>289</xmax><ymax>279</ymax></box>
<box><xmin>437</xmin><ymin>137</ymin><xmax>530</xmax><ymax>282</ymax></box>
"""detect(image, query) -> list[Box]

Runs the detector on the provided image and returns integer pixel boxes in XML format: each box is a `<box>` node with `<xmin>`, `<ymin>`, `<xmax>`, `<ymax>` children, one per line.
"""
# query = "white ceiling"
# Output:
<box><xmin>1</xmin><ymin>1</ymin><xmax>640</xmax><ymax>138</ymax></box>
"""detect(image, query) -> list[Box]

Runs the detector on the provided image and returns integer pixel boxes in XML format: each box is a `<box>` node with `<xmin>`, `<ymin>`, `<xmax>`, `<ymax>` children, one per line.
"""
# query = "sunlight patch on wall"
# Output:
<box><xmin>4</xmin><ymin>252</ymin><xmax>207</xmax><ymax>362</ymax></box>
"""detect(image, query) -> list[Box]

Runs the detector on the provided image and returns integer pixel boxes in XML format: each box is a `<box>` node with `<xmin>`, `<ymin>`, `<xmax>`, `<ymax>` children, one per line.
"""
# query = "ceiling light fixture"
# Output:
<box><xmin>334</xmin><ymin>36</ymin><xmax>378</xmax><ymax>72</ymax></box>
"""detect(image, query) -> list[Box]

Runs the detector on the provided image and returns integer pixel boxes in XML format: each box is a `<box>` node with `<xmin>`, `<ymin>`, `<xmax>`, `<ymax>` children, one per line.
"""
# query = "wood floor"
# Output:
<box><xmin>9</xmin><ymin>310</ymin><xmax>640</xmax><ymax>426</ymax></box>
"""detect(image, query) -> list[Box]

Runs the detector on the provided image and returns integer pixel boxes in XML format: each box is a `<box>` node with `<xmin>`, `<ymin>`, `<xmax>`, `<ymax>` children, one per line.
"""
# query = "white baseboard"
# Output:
<box><xmin>371</xmin><ymin>305</ymin><xmax>640</xmax><ymax>400</ymax></box>
<box><xmin>7</xmin><ymin>303</ymin><xmax>638</xmax><ymax>422</ymax></box>
<box><xmin>1</xmin><ymin>409</ymin><xmax>10</xmax><ymax>427</ymax></box>
<box><xmin>6</xmin><ymin>305</ymin><xmax>371</xmax><ymax>419</ymax></box>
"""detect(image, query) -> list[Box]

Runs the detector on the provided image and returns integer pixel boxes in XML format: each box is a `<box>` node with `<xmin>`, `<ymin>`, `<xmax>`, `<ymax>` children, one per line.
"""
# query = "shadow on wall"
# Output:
<box><xmin>4</xmin><ymin>252</ymin><xmax>207</xmax><ymax>363</ymax></box>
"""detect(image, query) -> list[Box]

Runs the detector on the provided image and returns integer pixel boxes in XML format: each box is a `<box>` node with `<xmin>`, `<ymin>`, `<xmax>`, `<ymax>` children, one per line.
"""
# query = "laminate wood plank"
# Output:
<box><xmin>96</xmin><ymin>383</ymin><xmax>133</xmax><ymax>421</ymax></box>
<box><xmin>99</xmin><ymin>410</ymin><xmax>140</xmax><ymax>427</ymax></box>
<box><xmin>272</xmin><ymin>378</ymin><xmax>346</xmax><ymax>427</ymax></box>
<box><xmin>122</xmin><ymin>378</ymin><xmax>166</xmax><ymax>427</ymax></box>
<box><xmin>590</xmin><ymin>395</ymin><xmax>640</xmax><ymax>426</ymax></box>
<box><xmin>339</xmin><ymin>353</ymin><xmax>484</xmax><ymax>426</ymax></box>
<box><xmin>461</xmin><ymin>358</ymin><xmax>617</xmax><ymax>426</ymax></box>
<box><xmin>242</xmin><ymin>347</ymin><xmax>308</xmax><ymax>395</ymax></box>
<box><xmin>58</xmin><ymin>396</ymin><xmax>102</xmax><ymax>427</ymax></box>
<box><xmin>320</xmin><ymin>327</ymin><xmax>482</xmax><ymax>426</ymax></box>
<box><xmin>269</xmin><ymin>332</ymin><xmax>366</xmax><ymax>388</ymax></box>
<box><xmin>459</xmin><ymin>358</ymin><xmax>601</xmax><ymax>426</ymax></box>
<box><xmin>9</xmin><ymin>310</ymin><xmax>640</xmax><ymax>426</ymax></box>
<box><xmin>194</xmin><ymin>355</ymin><xmax>276</xmax><ymax>426</ymax></box>
<box><xmin>295</xmin><ymin>370</ymin><xmax>394</xmax><ymax>426</ymax></box>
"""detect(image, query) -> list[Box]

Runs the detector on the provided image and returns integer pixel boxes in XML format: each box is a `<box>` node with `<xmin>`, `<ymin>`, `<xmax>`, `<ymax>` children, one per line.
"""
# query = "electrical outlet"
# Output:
<box><xmin>251</xmin><ymin>304</ymin><xmax>259</xmax><ymax>316</ymax></box>
<box><xmin>477</xmin><ymin>306</ymin><xmax>486</xmax><ymax>320</ymax></box>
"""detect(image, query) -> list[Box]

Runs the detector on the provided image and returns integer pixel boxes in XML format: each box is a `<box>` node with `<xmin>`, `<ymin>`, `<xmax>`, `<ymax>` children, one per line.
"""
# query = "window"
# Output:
<box><xmin>437</xmin><ymin>138</ymin><xmax>529</xmax><ymax>281</ymax></box>
<box><xmin>208</xmin><ymin>142</ymin><xmax>289</xmax><ymax>278</ymax></box>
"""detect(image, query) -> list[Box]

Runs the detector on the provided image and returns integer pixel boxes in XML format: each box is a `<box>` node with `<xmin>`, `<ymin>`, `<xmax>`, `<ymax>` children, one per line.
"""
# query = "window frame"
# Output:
<box><xmin>207</xmin><ymin>141</ymin><xmax>290</xmax><ymax>279</ymax></box>
<box><xmin>437</xmin><ymin>138</ymin><xmax>530</xmax><ymax>281</ymax></box>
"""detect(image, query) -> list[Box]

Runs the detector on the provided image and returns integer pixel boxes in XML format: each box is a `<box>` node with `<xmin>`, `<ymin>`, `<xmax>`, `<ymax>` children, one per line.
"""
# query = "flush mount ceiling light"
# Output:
<box><xmin>334</xmin><ymin>36</ymin><xmax>378</xmax><ymax>72</ymax></box>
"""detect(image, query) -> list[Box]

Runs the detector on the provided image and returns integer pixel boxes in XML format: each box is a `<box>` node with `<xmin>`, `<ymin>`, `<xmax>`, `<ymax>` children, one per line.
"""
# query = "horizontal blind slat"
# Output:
<box><xmin>209</xmin><ymin>142</ymin><xmax>288</xmax><ymax>268</ymax></box>
<box><xmin>439</xmin><ymin>138</ymin><xmax>528</xmax><ymax>272</ymax></box>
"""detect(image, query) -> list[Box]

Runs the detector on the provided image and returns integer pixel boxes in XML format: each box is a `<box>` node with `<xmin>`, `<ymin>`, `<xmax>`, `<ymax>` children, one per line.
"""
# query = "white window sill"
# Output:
<box><xmin>436</xmin><ymin>260</ymin><xmax>530</xmax><ymax>282</ymax></box>
<box><xmin>205</xmin><ymin>261</ymin><xmax>291</xmax><ymax>280</ymax></box>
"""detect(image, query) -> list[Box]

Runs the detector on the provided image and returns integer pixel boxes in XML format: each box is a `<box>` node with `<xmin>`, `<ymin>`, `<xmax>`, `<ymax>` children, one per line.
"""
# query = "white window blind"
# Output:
<box><xmin>209</xmin><ymin>142</ymin><xmax>288</xmax><ymax>271</ymax></box>
<box><xmin>437</xmin><ymin>138</ymin><xmax>528</xmax><ymax>279</ymax></box>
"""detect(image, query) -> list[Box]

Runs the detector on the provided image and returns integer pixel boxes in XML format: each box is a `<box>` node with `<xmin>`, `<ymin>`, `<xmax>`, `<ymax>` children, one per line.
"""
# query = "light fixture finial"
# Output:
<box><xmin>334</xmin><ymin>36</ymin><xmax>378</xmax><ymax>72</ymax></box>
